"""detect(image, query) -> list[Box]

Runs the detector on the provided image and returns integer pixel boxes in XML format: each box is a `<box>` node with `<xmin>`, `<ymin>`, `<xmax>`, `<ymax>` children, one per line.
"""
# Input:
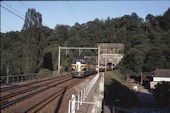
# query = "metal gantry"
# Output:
<box><xmin>58</xmin><ymin>46</ymin><xmax>100</xmax><ymax>75</ymax></box>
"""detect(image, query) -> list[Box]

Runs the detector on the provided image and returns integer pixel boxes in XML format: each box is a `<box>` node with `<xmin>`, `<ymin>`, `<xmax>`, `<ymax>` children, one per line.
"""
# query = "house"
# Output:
<box><xmin>150</xmin><ymin>69</ymin><xmax>170</xmax><ymax>89</ymax></box>
<box><xmin>153</xmin><ymin>69</ymin><xmax>170</xmax><ymax>82</ymax></box>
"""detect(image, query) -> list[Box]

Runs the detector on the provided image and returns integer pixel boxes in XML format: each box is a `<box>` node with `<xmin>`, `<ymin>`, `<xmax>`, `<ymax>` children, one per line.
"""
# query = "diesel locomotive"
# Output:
<box><xmin>71</xmin><ymin>58</ymin><xmax>97</xmax><ymax>77</ymax></box>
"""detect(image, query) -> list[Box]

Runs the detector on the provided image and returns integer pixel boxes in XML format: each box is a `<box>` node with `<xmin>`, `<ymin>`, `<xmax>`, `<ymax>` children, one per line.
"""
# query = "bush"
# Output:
<box><xmin>38</xmin><ymin>68</ymin><xmax>52</xmax><ymax>75</ymax></box>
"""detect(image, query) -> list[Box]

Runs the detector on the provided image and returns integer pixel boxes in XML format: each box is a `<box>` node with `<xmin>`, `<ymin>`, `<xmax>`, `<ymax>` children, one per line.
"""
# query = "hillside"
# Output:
<box><xmin>1</xmin><ymin>8</ymin><xmax>170</xmax><ymax>75</ymax></box>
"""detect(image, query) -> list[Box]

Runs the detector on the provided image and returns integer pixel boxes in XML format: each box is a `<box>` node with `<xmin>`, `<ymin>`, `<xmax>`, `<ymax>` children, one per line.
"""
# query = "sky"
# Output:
<box><xmin>1</xmin><ymin>1</ymin><xmax>170</xmax><ymax>33</ymax></box>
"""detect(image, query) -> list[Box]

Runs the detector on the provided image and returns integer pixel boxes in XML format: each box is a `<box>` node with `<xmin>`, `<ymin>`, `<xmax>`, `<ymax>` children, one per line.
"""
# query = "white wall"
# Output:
<box><xmin>153</xmin><ymin>77</ymin><xmax>170</xmax><ymax>82</ymax></box>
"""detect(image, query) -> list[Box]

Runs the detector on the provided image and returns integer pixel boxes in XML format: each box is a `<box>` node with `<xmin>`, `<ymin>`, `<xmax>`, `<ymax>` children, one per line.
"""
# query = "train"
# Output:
<box><xmin>71</xmin><ymin>58</ymin><xmax>97</xmax><ymax>77</ymax></box>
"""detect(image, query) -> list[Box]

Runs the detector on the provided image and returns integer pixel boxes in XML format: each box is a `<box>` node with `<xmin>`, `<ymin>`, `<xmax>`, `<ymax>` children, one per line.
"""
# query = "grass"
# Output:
<box><xmin>104</xmin><ymin>70</ymin><xmax>137</xmax><ymax>108</ymax></box>
<box><xmin>105</xmin><ymin>70</ymin><xmax>126</xmax><ymax>86</ymax></box>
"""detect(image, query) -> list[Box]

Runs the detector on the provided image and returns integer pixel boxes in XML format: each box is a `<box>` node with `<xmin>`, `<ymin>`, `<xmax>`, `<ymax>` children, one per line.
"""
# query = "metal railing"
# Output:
<box><xmin>68</xmin><ymin>74</ymin><xmax>99</xmax><ymax>113</ymax></box>
<box><xmin>0</xmin><ymin>71</ymin><xmax>58</xmax><ymax>85</ymax></box>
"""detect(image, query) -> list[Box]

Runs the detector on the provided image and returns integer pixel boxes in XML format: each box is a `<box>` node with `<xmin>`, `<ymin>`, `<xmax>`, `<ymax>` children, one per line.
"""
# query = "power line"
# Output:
<box><xmin>67</xmin><ymin>0</ymin><xmax>79</xmax><ymax>23</ymax></box>
<box><xmin>1</xmin><ymin>4</ymin><xmax>26</xmax><ymax>22</ymax></box>
<box><xmin>2</xmin><ymin>2</ymin><xmax>24</xmax><ymax>17</ymax></box>
<box><xmin>0</xmin><ymin>29</ymin><xmax>7</xmax><ymax>33</ymax></box>
<box><xmin>1</xmin><ymin>4</ymin><xmax>32</xmax><ymax>26</ymax></box>
<box><xmin>19</xmin><ymin>0</ymin><xmax>28</xmax><ymax>9</ymax></box>
<box><xmin>1</xmin><ymin>23</ymin><xmax>16</xmax><ymax>31</ymax></box>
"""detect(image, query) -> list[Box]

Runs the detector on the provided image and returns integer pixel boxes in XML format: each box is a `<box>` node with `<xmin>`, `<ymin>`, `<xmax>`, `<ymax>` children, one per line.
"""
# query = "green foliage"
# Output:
<box><xmin>143</xmin><ymin>47</ymin><xmax>166</xmax><ymax>71</ymax></box>
<box><xmin>38</xmin><ymin>68</ymin><xmax>52</xmax><ymax>75</ymax></box>
<box><xmin>21</xmin><ymin>8</ymin><xmax>43</xmax><ymax>73</ymax></box>
<box><xmin>118</xmin><ymin>48</ymin><xmax>145</xmax><ymax>75</ymax></box>
<box><xmin>158</xmin><ymin>8</ymin><xmax>170</xmax><ymax>31</ymax></box>
<box><xmin>1</xmin><ymin>8</ymin><xmax>170</xmax><ymax>75</ymax></box>
<box><xmin>105</xmin><ymin>71</ymin><xmax>137</xmax><ymax>107</ymax></box>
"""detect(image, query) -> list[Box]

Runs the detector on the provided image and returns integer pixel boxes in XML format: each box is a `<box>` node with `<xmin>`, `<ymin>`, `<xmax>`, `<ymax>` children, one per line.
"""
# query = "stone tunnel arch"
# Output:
<box><xmin>97</xmin><ymin>43</ymin><xmax>124</xmax><ymax>69</ymax></box>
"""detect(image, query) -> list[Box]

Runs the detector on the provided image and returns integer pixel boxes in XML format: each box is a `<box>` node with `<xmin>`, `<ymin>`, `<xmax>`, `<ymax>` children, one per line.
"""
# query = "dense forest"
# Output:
<box><xmin>1</xmin><ymin>8</ymin><xmax>170</xmax><ymax>76</ymax></box>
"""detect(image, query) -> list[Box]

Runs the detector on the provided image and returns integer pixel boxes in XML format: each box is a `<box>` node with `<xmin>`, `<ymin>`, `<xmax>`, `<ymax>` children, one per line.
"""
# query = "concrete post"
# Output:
<box><xmin>98</xmin><ymin>47</ymin><xmax>100</xmax><ymax>74</ymax></box>
<box><xmin>58</xmin><ymin>46</ymin><xmax>61</xmax><ymax>75</ymax></box>
<box><xmin>99</xmin><ymin>73</ymin><xmax>104</xmax><ymax>93</ymax></box>
<box><xmin>71</xmin><ymin>94</ymin><xmax>76</xmax><ymax>113</ymax></box>
<box><xmin>6</xmin><ymin>65</ymin><xmax>9</xmax><ymax>84</ymax></box>
<box><xmin>140</xmin><ymin>73</ymin><xmax>143</xmax><ymax>85</ymax></box>
<box><xmin>105</xmin><ymin>57</ymin><xmax>107</xmax><ymax>72</ymax></box>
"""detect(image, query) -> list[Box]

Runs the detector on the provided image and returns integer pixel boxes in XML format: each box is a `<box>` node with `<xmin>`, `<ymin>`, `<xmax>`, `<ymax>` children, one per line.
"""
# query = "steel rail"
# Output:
<box><xmin>0</xmin><ymin>75</ymin><xmax>71</xmax><ymax>102</ymax></box>
<box><xmin>0</xmin><ymin>76</ymin><xmax>73</xmax><ymax>110</ymax></box>
<box><xmin>0</xmin><ymin>75</ymin><xmax>69</xmax><ymax>92</ymax></box>
<box><xmin>24</xmin><ymin>78</ymin><xmax>84</xmax><ymax>113</ymax></box>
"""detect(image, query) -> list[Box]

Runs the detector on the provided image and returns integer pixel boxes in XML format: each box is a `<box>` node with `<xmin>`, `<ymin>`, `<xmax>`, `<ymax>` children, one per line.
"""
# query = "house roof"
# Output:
<box><xmin>154</xmin><ymin>69</ymin><xmax>170</xmax><ymax>77</ymax></box>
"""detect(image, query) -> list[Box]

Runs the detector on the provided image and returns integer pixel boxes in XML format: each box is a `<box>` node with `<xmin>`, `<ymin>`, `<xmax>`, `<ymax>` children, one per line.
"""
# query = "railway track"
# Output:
<box><xmin>0</xmin><ymin>75</ymin><xmax>72</xmax><ymax>109</ymax></box>
<box><xmin>0</xmin><ymin>75</ymin><xmax>69</xmax><ymax>92</ymax></box>
<box><xmin>0</xmin><ymin>74</ymin><xmax>87</xmax><ymax>113</ymax></box>
<box><xmin>0</xmin><ymin>75</ymin><xmax>71</xmax><ymax>103</ymax></box>
<box><xmin>24</xmin><ymin>78</ymin><xmax>83</xmax><ymax>113</ymax></box>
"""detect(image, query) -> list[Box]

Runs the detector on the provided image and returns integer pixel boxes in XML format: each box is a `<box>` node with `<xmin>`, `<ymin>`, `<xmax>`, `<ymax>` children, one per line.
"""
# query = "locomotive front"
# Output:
<box><xmin>71</xmin><ymin>58</ymin><xmax>88</xmax><ymax>77</ymax></box>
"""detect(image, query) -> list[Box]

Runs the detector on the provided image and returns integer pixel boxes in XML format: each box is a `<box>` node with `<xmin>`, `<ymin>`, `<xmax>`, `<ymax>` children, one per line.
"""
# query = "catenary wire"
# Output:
<box><xmin>1</xmin><ymin>23</ymin><xmax>16</xmax><ymax>31</ymax></box>
<box><xmin>1</xmin><ymin>4</ymin><xmax>27</xmax><ymax>23</ymax></box>
<box><xmin>67</xmin><ymin>0</ymin><xmax>79</xmax><ymax>23</ymax></box>
<box><xmin>2</xmin><ymin>2</ymin><xmax>24</xmax><ymax>17</ymax></box>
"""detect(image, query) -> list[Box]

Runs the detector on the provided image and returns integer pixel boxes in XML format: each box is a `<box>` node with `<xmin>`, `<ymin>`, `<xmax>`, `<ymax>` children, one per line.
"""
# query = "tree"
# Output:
<box><xmin>163</xmin><ymin>45</ymin><xmax>170</xmax><ymax>68</ymax></box>
<box><xmin>22</xmin><ymin>8</ymin><xmax>42</xmax><ymax>30</ymax></box>
<box><xmin>54</xmin><ymin>24</ymin><xmax>70</xmax><ymax>46</ymax></box>
<box><xmin>22</xmin><ymin>8</ymin><xmax>43</xmax><ymax>73</ymax></box>
<box><xmin>1</xmin><ymin>31</ymin><xmax>23</xmax><ymax>75</ymax></box>
<box><xmin>146</xmin><ymin>14</ymin><xmax>155</xmax><ymax>24</ymax></box>
<box><xmin>118</xmin><ymin>48</ymin><xmax>145</xmax><ymax>74</ymax></box>
<box><xmin>143</xmin><ymin>47</ymin><xmax>166</xmax><ymax>71</ymax></box>
<box><xmin>1</xmin><ymin>8</ymin><xmax>170</xmax><ymax>75</ymax></box>
<box><xmin>131</xmin><ymin>12</ymin><xmax>139</xmax><ymax>22</ymax></box>
<box><xmin>158</xmin><ymin>8</ymin><xmax>170</xmax><ymax>31</ymax></box>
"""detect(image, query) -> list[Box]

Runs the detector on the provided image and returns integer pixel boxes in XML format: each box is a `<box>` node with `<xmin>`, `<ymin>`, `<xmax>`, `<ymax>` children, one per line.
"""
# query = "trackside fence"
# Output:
<box><xmin>68</xmin><ymin>74</ymin><xmax>99</xmax><ymax>113</ymax></box>
<box><xmin>0</xmin><ymin>71</ymin><xmax>58</xmax><ymax>85</ymax></box>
